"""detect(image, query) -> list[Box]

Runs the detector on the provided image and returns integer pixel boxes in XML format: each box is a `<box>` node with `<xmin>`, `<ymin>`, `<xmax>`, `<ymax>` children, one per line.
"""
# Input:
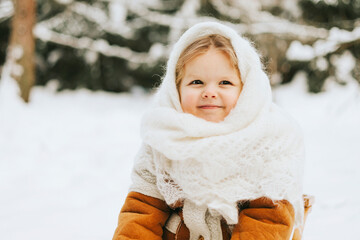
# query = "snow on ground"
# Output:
<box><xmin>0</xmin><ymin>75</ymin><xmax>359</xmax><ymax>239</ymax></box>
<box><xmin>274</xmin><ymin>74</ymin><xmax>360</xmax><ymax>239</ymax></box>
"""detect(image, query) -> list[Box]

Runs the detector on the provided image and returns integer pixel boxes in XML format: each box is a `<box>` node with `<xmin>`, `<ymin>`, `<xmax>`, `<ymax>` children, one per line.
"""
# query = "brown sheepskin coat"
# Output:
<box><xmin>112</xmin><ymin>192</ymin><xmax>313</xmax><ymax>240</ymax></box>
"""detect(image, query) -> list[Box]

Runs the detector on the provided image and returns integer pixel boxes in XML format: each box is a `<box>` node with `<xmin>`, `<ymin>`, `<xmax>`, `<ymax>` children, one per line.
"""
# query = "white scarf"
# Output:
<box><xmin>130</xmin><ymin>22</ymin><xmax>305</xmax><ymax>240</ymax></box>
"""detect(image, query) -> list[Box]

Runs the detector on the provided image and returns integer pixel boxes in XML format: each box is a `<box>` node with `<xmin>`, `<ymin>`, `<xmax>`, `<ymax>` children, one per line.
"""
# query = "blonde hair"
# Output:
<box><xmin>175</xmin><ymin>34</ymin><xmax>240</xmax><ymax>90</ymax></box>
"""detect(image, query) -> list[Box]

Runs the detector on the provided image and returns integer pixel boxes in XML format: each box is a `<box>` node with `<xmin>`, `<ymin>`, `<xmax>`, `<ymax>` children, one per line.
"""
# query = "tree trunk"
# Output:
<box><xmin>8</xmin><ymin>0</ymin><xmax>36</xmax><ymax>102</ymax></box>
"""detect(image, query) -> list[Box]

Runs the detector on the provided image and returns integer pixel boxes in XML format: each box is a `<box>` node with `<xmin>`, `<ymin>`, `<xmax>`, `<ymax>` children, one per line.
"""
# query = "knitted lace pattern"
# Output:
<box><xmin>129</xmin><ymin>22</ymin><xmax>305</xmax><ymax>232</ymax></box>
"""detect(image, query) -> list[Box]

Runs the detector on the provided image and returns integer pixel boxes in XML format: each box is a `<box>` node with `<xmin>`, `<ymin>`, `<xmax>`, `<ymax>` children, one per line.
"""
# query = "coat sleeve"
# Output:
<box><xmin>112</xmin><ymin>191</ymin><xmax>172</xmax><ymax>240</ymax></box>
<box><xmin>231</xmin><ymin>197</ymin><xmax>295</xmax><ymax>240</ymax></box>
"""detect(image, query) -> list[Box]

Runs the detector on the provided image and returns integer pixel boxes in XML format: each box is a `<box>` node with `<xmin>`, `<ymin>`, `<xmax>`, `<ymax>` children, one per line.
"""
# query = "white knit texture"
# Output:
<box><xmin>130</xmin><ymin>21</ymin><xmax>305</xmax><ymax>239</ymax></box>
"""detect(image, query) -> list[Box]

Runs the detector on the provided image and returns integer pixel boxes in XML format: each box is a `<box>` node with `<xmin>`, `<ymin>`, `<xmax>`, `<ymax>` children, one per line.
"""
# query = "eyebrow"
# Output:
<box><xmin>185</xmin><ymin>74</ymin><xmax>237</xmax><ymax>79</ymax></box>
<box><xmin>185</xmin><ymin>74</ymin><xmax>202</xmax><ymax>79</ymax></box>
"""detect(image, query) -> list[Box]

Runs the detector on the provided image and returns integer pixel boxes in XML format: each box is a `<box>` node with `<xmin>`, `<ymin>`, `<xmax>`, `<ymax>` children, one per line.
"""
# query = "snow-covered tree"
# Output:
<box><xmin>0</xmin><ymin>0</ymin><xmax>36</xmax><ymax>103</ymax></box>
<box><xmin>8</xmin><ymin>0</ymin><xmax>36</xmax><ymax>102</ymax></box>
<box><xmin>0</xmin><ymin>0</ymin><xmax>359</xmax><ymax>94</ymax></box>
<box><xmin>288</xmin><ymin>0</ymin><xmax>360</xmax><ymax>92</ymax></box>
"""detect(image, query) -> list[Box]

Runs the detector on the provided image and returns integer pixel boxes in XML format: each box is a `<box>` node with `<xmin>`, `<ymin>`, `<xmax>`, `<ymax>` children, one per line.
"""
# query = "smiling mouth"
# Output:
<box><xmin>197</xmin><ymin>105</ymin><xmax>223</xmax><ymax>109</ymax></box>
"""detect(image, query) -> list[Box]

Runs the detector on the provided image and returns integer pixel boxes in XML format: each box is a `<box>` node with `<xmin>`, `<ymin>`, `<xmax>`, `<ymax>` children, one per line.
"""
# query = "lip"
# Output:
<box><xmin>197</xmin><ymin>105</ymin><xmax>223</xmax><ymax>109</ymax></box>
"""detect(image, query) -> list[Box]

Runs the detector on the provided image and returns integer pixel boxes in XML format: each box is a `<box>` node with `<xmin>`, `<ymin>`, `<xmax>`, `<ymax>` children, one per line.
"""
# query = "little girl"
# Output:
<box><xmin>112</xmin><ymin>21</ymin><xmax>312</xmax><ymax>240</ymax></box>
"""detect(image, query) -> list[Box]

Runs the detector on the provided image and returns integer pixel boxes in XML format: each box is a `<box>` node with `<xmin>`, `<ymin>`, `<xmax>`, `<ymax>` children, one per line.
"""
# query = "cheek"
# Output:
<box><xmin>224</xmin><ymin>89</ymin><xmax>241</xmax><ymax>109</ymax></box>
<box><xmin>180</xmin><ymin>89</ymin><xmax>198</xmax><ymax>113</ymax></box>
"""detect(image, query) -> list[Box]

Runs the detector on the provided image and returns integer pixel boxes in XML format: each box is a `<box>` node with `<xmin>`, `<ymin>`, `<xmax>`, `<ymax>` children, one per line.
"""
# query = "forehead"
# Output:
<box><xmin>183</xmin><ymin>48</ymin><xmax>239</xmax><ymax>77</ymax></box>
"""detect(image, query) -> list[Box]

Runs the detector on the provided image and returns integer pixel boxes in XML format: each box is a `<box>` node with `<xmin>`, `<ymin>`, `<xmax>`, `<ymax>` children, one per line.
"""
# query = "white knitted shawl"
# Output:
<box><xmin>130</xmin><ymin>22</ymin><xmax>305</xmax><ymax>240</ymax></box>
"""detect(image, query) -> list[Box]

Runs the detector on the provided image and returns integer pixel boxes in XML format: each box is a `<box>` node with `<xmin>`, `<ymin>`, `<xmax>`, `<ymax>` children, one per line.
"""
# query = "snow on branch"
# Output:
<box><xmin>37</xmin><ymin>0</ymin><xmax>330</xmax><ymax>55</ymax></box>
<box><xmin>176</xmin><ymin>0</ymin><xmax>201</xmax><ymax>18</ymax></box>
<box><xmin>0</xmin><ymin>0</ymin><xmax>13</xmax><ymax>22</ymax></box>
<box><xmin>0</xmin><ymin>45</ymin><xmax>23</xmax><ymax>107</ymax></box>
<box><xmin>248</xmin><ymin>11</ymin><xmax>328</xmax><ymax>41</ymax></box>
<box><xmin>68</xmin><ymin>1</ymin><xmax>136</xmax><ymax>39</ymax></box>
<box><xmin>54</xmin><ymin>0</ymin><xmax>74</xmax><ymax>4</ymax></box>
<box><xmin>126</xmin><ymin>1</ymin><xmax>181</xmax><ymax>27</ymax></box>
<box><xmin>37</xmin><ymin>3</ymin><xmax>136</xmax><ymax>40</ymax></box>
<box><xmin>36</xmin><ymin>11</ymin><xmax>68</xmax><ymax>31</ymax></box>
<box><xmin>69</xmin><ymin>1</ymin><xmax>108</xmax><ymax>24</ymax></box>
<box><xmin>287</xmin><ymin>26</ymin><xmax>360</xmax><ymax>61</ymax></box>
<box><xmin>34</xmin><ymin>24</ymin><xmax>167</xmax><ymax>65</ymax></box>
<box><xmin>125</xmin><ymin>0</ymin><xmax>329</xmax><ymax>42</ymax></box>
<box><xmin>124</xmin><ymin>0</ymin><xmax>240</xmax><ymax>44</ymax></box>
<box><xmin>209</xmin><ymin>0</ymin><xmax>256</xmax><ymax>23</ymax></box>
<box><xmin>124</xmin><ymin>0</ymin><xmax>213</xmax><ymax>31</ymax></box>
<box><xmin>210</xmin><ymin>0</ymin><xmax>328</xmax><ymax>41</ymax></box>
<box><xmin>167</xmin><ymin>0</ymin><xmax>201</xmax><ymax>43</ymax></box>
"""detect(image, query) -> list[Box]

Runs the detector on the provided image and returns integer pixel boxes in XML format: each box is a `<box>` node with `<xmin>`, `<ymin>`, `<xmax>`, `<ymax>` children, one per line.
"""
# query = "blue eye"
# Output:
<box><xmin>190</xmin><ymin>80</ymin><xmax>203</xmax><ymax>85</ymax></box>
<box><xmin>220</xmin><ymin>80</ymin><xmax>232</xmax><ymax>85</ymax></box>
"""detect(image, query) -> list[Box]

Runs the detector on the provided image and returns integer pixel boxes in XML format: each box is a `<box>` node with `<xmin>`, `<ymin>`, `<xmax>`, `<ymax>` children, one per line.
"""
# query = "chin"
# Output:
<box><xmin>203</xmin><ymin>116</ymin><xmax>224</xmax><ymax>123</ymax></box>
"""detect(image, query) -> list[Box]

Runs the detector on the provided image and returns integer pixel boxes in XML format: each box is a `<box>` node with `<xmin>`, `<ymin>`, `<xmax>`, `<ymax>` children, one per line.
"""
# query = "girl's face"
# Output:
<box><xmin>179</xmin><ymin>48</ymin><xmax>242</xmax><ymax>122</ymax></box>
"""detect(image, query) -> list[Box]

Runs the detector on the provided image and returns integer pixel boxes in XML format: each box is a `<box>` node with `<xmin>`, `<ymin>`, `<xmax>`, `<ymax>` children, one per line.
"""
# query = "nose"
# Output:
<box><xmin>201</xmin><ymin>86</ymin><xmax>217</xmax><ymax>99</ymax></box>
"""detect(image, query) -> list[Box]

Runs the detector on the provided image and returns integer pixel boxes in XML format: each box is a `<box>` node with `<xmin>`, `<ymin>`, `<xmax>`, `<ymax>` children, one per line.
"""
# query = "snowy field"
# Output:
<box><xmin>1</xmin><ymin>75</ymin><xmax>360</xmax><ymax>240</ymax></box>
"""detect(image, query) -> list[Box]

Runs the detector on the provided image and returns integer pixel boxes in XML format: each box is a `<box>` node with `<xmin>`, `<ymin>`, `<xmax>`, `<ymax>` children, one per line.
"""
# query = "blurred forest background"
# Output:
<box><xmin>0</xmin><ymin>0</ymin><xmax>359</xmax><ymax>102</ymax></box>
<box><xmin>1</xmin><ymin>2</ymin><xmax>360</xmax><ymax>239</ymax></box>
